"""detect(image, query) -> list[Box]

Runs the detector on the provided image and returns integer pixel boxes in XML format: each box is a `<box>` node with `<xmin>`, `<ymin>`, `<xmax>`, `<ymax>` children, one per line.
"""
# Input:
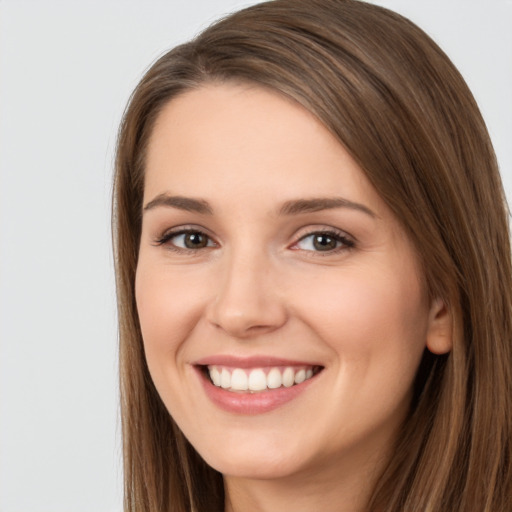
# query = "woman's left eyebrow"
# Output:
<box><xmin>278</xmin><ymin>197</ymin><xmax>377</xmax><ymax>218</ymax></box>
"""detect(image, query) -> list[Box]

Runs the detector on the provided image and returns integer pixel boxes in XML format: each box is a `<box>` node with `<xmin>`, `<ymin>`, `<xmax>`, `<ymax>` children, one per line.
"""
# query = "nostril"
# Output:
<box><xmin>205</xmin><ymin>276</ymin><xmax>288</xmax><ymax>338</ymax></box>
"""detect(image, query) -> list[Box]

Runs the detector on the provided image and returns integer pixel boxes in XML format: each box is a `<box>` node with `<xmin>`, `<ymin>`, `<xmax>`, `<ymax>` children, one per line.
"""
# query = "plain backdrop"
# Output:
<box><xmin>0</xmin><ymin>1</ymin><xmax>510</xmax><ymax>511</ymax></box>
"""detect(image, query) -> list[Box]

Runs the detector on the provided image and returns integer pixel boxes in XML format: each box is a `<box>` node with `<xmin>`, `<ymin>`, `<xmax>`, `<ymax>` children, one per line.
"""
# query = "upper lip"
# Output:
<box><xmin>192</xmin><ymin>355</ymin><xmax>322</xmax><ymax>368</ymax></box>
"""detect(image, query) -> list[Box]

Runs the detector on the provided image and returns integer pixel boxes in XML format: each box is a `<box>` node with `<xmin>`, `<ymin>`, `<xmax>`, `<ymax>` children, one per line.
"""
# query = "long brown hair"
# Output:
<box><xmin>113</xmin><ymin>1</ymin><xmax>512</xmax><ymax>510</ymax></box>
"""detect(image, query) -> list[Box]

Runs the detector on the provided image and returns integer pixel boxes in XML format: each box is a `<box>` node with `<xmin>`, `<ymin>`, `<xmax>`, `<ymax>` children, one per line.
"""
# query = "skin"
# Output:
<box><xmin>135</xmin><ymin>83</ymin><xmax>452</xmax><ymax>512</ymax></box>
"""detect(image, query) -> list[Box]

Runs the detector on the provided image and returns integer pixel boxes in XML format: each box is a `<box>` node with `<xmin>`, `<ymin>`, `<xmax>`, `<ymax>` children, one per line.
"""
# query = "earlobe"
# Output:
<box><xmin>426</xmin><ymin>298</ymin><xmax>453</xmax><ymax>355</ymax></box>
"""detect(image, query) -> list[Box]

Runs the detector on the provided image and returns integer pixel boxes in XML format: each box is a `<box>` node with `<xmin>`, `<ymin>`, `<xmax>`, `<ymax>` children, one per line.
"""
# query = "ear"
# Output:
<box><xmin>426</xmin><ymin>298</ymin><xmax>453</xmax><ymax>355</ymax></box>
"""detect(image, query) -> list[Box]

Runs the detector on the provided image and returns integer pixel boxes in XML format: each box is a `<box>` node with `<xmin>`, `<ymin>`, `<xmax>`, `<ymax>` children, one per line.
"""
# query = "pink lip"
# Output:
<box><xmin>192</xmin><ymin>356</ymin><xmax>322</xmax><ymax>415</ymax></box>
<box><xmin>193</xmin><ymin>355</ymin><xmax>319</xmax><ymax>368</ymax></box>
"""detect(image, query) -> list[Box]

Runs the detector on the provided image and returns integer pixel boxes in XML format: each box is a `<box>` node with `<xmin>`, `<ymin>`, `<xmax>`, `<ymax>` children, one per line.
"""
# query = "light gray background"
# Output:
<box><xmin>1</xmin><ymin>1</ymin><xmax>510</xmax><ymax>511</ymax></box>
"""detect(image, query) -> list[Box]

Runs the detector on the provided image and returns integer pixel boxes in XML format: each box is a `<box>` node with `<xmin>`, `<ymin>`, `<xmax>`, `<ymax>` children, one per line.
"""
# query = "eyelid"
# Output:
<box><xmin>153</xmin><ymin>225</ymin><xmax>218</xmax><ymax>249</ymax></box>
<box><xmin>290</xmin><ymin>226</ymin><xmax>356</xmax><ymax>253</ymax></box>
<box><xmin>152</xmin><ymin>224</ymin><xmax>355</xmax><ymax>255</ymax></box>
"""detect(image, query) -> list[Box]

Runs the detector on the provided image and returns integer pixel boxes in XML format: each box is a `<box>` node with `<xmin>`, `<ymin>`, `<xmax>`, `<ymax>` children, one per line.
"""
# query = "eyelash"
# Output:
<box><xmin>154</xmin><ymin>227</ymin><xmax>355</xmax><ymax>255</ymax></box>
<box><xmin>292</xmin><ymin>229</ymin><xmax>355</xmax><ymax>255</ymax></box>
<box><xmin>154</xmin><ymin>228</ymin><xmax>217</xmax><ymax>253</ymax></box>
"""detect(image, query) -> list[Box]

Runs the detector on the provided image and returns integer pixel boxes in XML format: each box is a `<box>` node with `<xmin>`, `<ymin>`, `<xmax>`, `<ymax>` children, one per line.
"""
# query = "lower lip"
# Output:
<box><xmin>195</xmin><ymin>367</ymin><xmax>319</xmax><ymax>414</ymax></box>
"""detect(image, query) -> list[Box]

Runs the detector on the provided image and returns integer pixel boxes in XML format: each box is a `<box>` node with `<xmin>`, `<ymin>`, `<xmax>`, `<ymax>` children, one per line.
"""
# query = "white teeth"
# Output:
<box><xmin>231</xmin><ymin>369</ymin><xmax>248</xmax><ymax>391</ymax></box>
<box><xmin>282</xmin><ymin>367</ymin><xmax>295</xmax><ymax>387</ymax></box>
<box><xmin>220</xmin><ymin>368</ymin><xmax>231</xmax><ymax>389</ymax></box>
<box><xmin>207</xmin><ymin>365</ymin><xmax>318</xmax><ymax>392</ymax></box>
<box><xmin>294</xmin><ymin>369</ymin><xmax>306</xmax><ymax>384</ymax></box>
<box><xmin>210</xmin><ymin>366</ymin><xmax>221</xmax><ymax>386</ymax></box>
<box><xmin>267</xmin><ymin>367</ymin><xmax>282</xmax><ymax>389</ymax></box>
<box><xmin>248</xmin><ymin>369</ymin><xmax>267</xmax><ymax>391</ymax></box>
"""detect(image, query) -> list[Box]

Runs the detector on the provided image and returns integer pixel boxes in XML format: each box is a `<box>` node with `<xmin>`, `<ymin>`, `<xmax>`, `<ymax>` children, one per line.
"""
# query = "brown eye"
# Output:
<box><xmin>183</xmin><ymin>232</ymin><xmax>209</xmax><ymax>249</ymax></box>
<box><xmin>312</xmin><ymin>234</ymin><xmax>338</xmax><ymax>251</ymax></box>
<box><xmin>294</xmin><ymin>230</ymin><xmax>354</xmax><ymax>253</ymax></box>
<box><xmin>156</xmin><ymin>229</ymin><xmax>215</xmax><ymax>250</ymax></box>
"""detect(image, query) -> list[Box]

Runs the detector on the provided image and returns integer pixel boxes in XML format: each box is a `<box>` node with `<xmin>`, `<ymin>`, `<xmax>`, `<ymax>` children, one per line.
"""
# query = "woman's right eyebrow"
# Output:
<box><xmin>143</xmin><ymin>194</ymin><xmax>213</xmax><ymax>215</ymax></box>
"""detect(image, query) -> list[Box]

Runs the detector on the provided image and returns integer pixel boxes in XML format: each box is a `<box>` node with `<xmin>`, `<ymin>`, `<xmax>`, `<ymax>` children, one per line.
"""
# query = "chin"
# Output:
<box><xmin>207</xmin><ymin>454</ymin><xmax>305</xmax><ymax>480</ymax></box>
<box><xmin>192</xmin><ymin>431</ymin><xmax>312</xmax><ymax>480</ymax></box>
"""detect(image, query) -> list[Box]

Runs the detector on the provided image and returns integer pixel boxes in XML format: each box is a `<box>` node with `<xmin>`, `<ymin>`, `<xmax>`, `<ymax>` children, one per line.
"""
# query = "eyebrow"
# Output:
<box><xmin>143</xmin><ymin>193</ymin><xmax>376</xmax><ymax>218</ymax></box>
<box><xmin>143</xmin><ymin>194</ymin><xmax>213</xmax><ymax>214</ymax></box>
<box><xmin>279</xmin><ymin>197</ymin><xmax>377</xmax><ymax>218</ymax></box>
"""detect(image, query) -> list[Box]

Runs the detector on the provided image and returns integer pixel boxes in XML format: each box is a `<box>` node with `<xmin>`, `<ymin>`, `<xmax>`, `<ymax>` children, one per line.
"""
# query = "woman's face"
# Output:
<box><xmin>136</xmin><ymin>83</ymin><xmax>450</xmax><ymax>482</ymax></box>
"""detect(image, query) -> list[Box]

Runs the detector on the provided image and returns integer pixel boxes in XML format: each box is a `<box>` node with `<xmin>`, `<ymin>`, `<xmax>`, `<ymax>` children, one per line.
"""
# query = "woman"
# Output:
<box><xmin>113</xmin><ymin>0</ymin><xmax>512</xmax><ymax>510</ymax></box>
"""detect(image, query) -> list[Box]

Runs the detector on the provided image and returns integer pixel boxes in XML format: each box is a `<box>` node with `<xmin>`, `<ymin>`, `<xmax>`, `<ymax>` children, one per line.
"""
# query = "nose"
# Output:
<box><xmin>206</xmin><ymin>249</ymin><xmax>288</xmax><ymax>339</ymax></box>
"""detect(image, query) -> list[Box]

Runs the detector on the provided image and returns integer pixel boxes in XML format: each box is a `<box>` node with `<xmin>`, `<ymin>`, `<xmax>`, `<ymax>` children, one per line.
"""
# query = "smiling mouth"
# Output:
<box><xmin>201</xmin><ymin>365</ymin><xmax>323</xmax><ymax>393</ymax></box>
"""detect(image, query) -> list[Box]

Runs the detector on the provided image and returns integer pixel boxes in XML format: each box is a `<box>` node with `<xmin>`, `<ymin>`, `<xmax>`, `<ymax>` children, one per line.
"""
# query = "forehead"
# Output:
<box><xmin>144</xmin><ymin>83</ymin><xmax>386</xmax><ymax>217</ymax></box>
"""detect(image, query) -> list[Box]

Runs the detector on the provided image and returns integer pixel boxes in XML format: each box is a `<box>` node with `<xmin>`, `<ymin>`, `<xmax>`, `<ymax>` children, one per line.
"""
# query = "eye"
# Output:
<box><xmin>155</xmin><ymin>229</ymin><xmax>216</xmax><ymax>251</ymax></box>
<box><xmin>293</xmin><ymin>230</ymin><xmax>354</xmax><ymax>253</ymax></box>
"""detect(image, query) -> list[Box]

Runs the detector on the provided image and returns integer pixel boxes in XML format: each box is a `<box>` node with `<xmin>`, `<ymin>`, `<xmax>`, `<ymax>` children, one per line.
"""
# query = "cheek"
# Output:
<box><xmin>291</xmin><ymin>264</ymin><xmax>429</xmax><ymax>372</ymax></box>
<box><xmin>296</xmin><ymin>265</ymin><xmax>430</xmax><ymax>441</ymax></box>
<box><xmin>135</xmin><ymin>263</ymin><xmax>214</xmax><ymax>430</ymax></box>
<box><xmin>135</xmin><ymin>264</ymin><xmax>206</xmax><ymax>365</ymax></box>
